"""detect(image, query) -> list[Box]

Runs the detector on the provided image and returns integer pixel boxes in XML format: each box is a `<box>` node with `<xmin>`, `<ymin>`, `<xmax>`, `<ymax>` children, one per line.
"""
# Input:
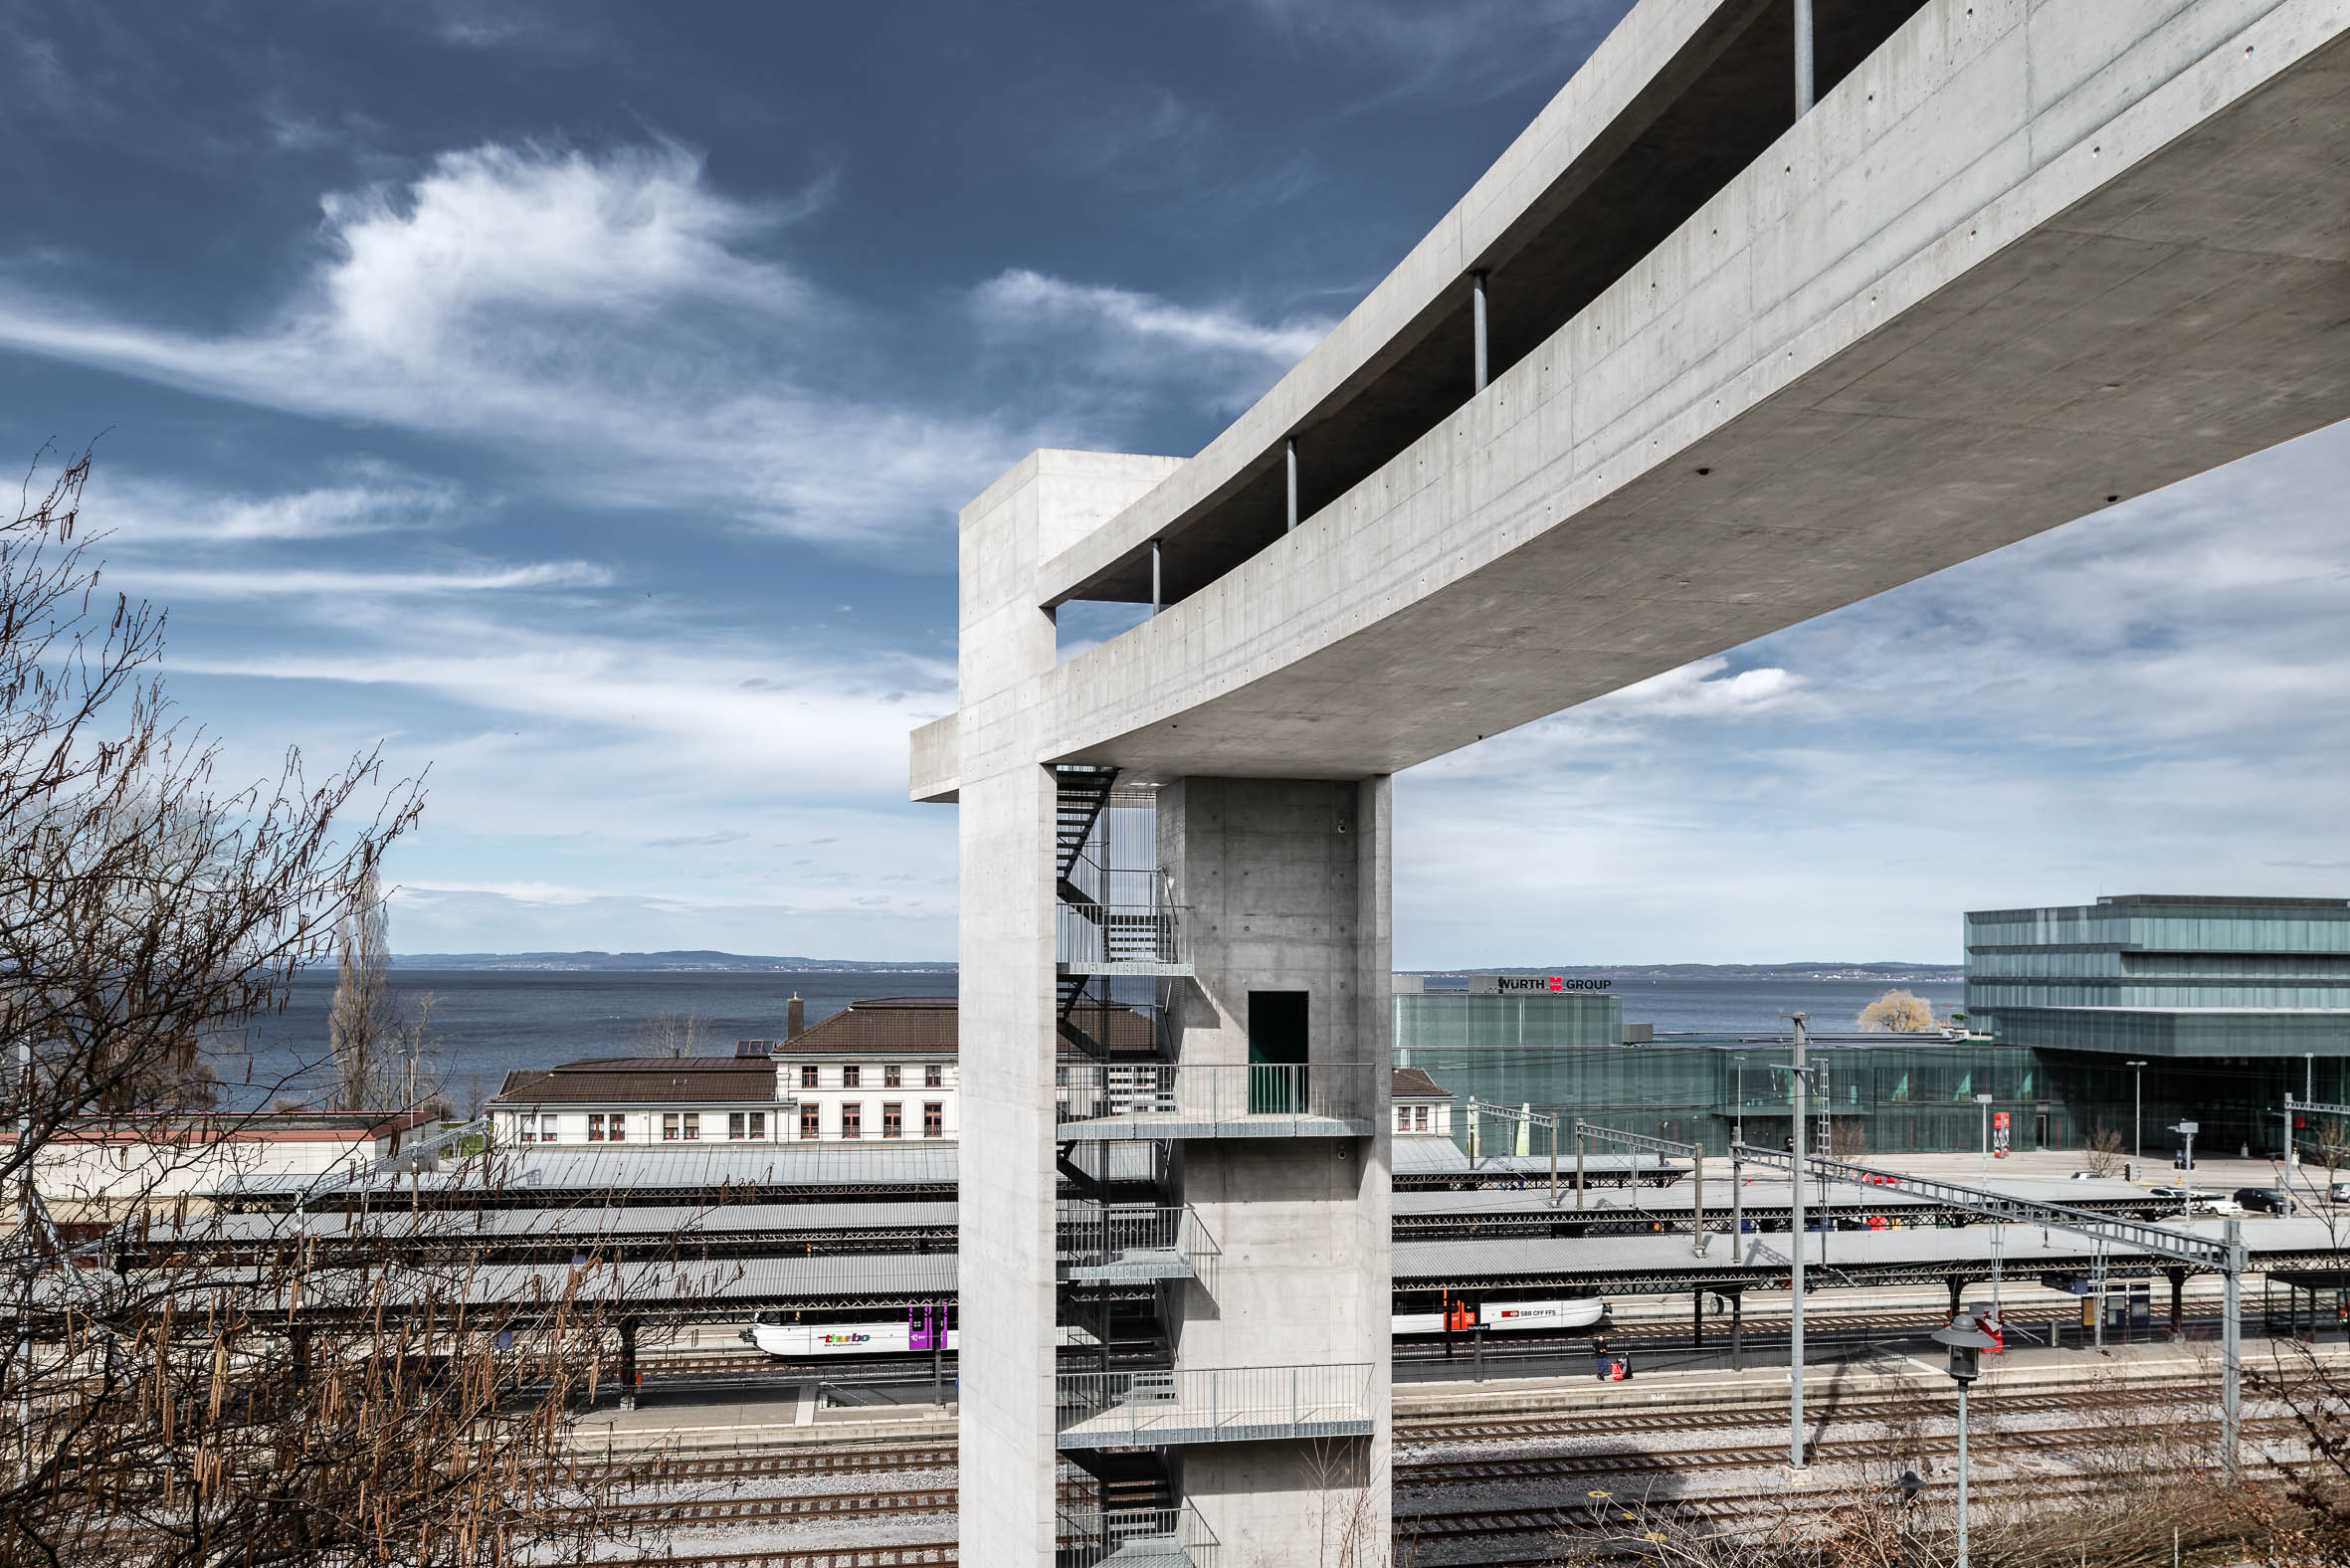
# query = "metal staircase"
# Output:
<box><xmin>1056</xmin><ymin>765</ymin><xmax>1121</xmax><ymax>1061</ymax></box>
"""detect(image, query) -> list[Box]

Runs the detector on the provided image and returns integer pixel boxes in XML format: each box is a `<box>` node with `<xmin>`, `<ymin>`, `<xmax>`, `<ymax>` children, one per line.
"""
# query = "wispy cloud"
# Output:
<box><xmin>0</xmin><ymin>139</ymin><xmax>1007</xmax><ymax>546</ymax></box>
<box><xmin>1230</xmin><ymin>0</ymin><xmax>1630</xmax><ymax>105</ymax></box>
<box><xmin>975</xmin><ymin>269</ymin><xmax>1328</xmax><ymax>361</ymax></box>
<box><xmin>115</xmin><ymin>560</ymin><xmax>611</xmax><ymax>599</ymax></box>
<box><xmin>971</xmin><ymin>269</ymin><xmax>1336</xmax><ymax>425</ymax></box>
<box><xmin>92</xmin><ymin>472</ymin><xmax>463</xmax><ymax>543</ymax></box>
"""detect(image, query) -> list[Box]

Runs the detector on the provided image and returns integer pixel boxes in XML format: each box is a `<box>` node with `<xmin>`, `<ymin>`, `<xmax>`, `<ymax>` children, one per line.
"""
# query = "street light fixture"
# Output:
<box><xmin>1975</xmin><ymin>1091</ymin><xmax>1994</xmax><ymax>1180</ymax></box>
<box><xmin>1931</xmin><ymin>1309</ymin><xmax>2000</xmax><ymax>1568</ymax></box>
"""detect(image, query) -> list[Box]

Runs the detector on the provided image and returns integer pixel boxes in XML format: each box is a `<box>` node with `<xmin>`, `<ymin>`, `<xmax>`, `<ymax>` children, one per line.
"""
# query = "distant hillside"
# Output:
<box><xmin>391</xmin><ymin>950</ymin><xmax>956</xmax><ymax>973</ymax></box>
<box><xmin>1417</xmin><ymin>962</ymin><xmax>1963</xmax><ymax>982</ymax></box>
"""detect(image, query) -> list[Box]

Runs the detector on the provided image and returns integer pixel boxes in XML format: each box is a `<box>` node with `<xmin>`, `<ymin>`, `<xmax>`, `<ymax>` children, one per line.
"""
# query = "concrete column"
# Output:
<box><xmin>1162</xmin><ymin>775</ymin><xmax>1392</xmax><ymax>1560</ymax></box>
<box><xmin>1470</xmin><ymin>271</ymin><xmax>1489</xmax><ymax>393</ymax></box>
<box><xmin>952</xmin><ymin>451</ymin><xmax>1179</xmax><ymax>1566</ymax></box>
<box><xmin>1793</xmin><ymin>0</ymin><xmax>1814</xmax><ymax>115</ymax></box>
<box><xmin>1284</xmin><ymin>438</ymin><xmax>1299</xmax><ymax>532</ymax></box>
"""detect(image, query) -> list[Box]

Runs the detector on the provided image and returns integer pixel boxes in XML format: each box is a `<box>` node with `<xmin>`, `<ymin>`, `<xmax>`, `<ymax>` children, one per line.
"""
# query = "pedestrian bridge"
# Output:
<box><xmin>912</xmin><ymin>0</ymin><xmax>2350</xmax><ymax>800</ymax></box>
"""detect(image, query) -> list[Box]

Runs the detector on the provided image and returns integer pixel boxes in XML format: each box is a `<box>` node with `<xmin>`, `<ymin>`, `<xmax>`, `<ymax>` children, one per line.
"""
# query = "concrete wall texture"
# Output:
<box><xmin>1165</xmin><ymin>777</ymin><xmax>1393</xmax><ymax>1559</ymax></box>
<box><xmin>920</xmin><ymin>1</ymin><xmax>2350</xmax><ymax>1560</ymax></box>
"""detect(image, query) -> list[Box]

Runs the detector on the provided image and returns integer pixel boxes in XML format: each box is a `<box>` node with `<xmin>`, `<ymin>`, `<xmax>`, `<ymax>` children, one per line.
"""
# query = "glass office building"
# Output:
<box><xmin>1963</xmin><ymin>893</ymin><xmax>2350</xmax><ymax>1155</ymax></box>
<box><xmin>1395</xmin><ymin>897</ymin><xmax>2350</xmax><ymax>1160</ymax></box>
<box><xmin>1391</xmin><ymin>978</ymin><xmax>2050</xmax><ymax>1157</ymax></box>
<box><xmin>1965</xmin><ymin>894</ymin><xmax>2350</xmax><ymax>1029</ymax></box>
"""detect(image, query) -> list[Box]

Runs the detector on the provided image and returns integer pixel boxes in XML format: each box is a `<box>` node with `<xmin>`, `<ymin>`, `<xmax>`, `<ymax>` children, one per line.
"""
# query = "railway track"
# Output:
<box><xmin>1389</xmin><ymin>1383</ymin><xmax>2213</xmax><ymax>1444</ymax></box>
<box><xmin>600</xmin><ymin>1406</ymin><xmax>2276</xmax><ymax>1537</ymax></box>
<box><xmin>611</xmin><ymin>1448</ymin><xmax>2287</xmax><ymax>1568</ymax></box>
<box><xmin>591</xmin><ymin>1380</ymin><xmax>2232</xmax><ymax>1483</ymax></box>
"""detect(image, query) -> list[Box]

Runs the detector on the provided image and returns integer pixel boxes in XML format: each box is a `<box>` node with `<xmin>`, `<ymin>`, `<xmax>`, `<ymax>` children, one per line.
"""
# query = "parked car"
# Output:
<box><xmin>2235</xmin><ymin>1187</ymin><xmax>2295</xmax><ymax>1215</ymax></box>
<box><xmin>2331</xmin><ymin>1180</ymin><xmax>2350</xmax><ymax>1204</ymax></box>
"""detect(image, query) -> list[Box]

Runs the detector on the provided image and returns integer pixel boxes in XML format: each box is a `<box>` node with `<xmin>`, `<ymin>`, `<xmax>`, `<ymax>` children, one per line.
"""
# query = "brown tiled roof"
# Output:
<box><xmin>1391</xmin><ymin>1068</ymin><xmax>1453</xmax><ymax>1101</ymax></box>
<box><xmin>494</xmin><ymin>1060</ymin><xmax>776</xmax><ymax>1105</ymax></box>
<box><xmin>781</xmin><ymin>996</ymin><xmax>1153</xmax><ymax>1057</ymax></box>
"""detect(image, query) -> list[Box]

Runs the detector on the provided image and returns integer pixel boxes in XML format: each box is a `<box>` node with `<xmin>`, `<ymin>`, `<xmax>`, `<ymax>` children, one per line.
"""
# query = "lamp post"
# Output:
<box><xmin>1781</xmin><ymin>1011</ymin><xmax>1809</xmax><ymax>1473</ymax></box>
<box><xmin>1931</xmin><ymin>1309</ymin><xmax>2000</xmax><ymax>1568</ymax></box>
<box><xmin>2125</xmin><ymin>1061</ymin><xmax>2147</xmax><ymax>1176</ymax></box>
<box><xmin>1975</xmin><ymin>1092</ymin><xmax>1993</xmax><ymax>1180</ymax></box>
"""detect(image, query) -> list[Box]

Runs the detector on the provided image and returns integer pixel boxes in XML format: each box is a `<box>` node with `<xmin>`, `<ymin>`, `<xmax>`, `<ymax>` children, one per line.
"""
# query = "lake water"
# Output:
<box><xmin>216</xmin><ymin>970</ymin><xmax>1962</xmax><ymax>1112</ymax></box>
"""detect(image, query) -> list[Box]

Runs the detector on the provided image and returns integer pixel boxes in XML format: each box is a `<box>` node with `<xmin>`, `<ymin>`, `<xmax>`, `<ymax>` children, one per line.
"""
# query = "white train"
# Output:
<box><xmin>744</xmin><ymin>1297</ymin><xmax>1606</xmax><ymax>1359</ymax></box>
<box><xmin>1391</xmin><ymin>1297</ymin><xmax>1608</xmax><ymax>1335</ymax></box>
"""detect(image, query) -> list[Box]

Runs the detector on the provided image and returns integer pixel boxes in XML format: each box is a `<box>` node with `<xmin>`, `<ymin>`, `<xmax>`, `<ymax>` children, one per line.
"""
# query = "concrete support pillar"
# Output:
<box><xmin>952</xmin><ymin>451</ymin><xmax>1179</xmax><ymax>1566</ymax></box>
<box><xmin>1162</xmin><ymin>775</ymin><xmax>1392</xmax><ymax>1560</ymax></box>
<box><xmin>1284</xmin><ymin>438</ymin><xmax>1299</xmax><ymax>532</ymax></box>
<box><xmin>2169</xmin><ymin>1268</ymin><xmax>2186</xmax><ymax>1339</ymax></box>
<box><xmin>1693</xmin><ymin>1290</ymin><xmax>1704</xmax><ymax>1349</ymax></box>
<box><xmin>1730</xmin><ymin>1292</ymin><xmax>1743</xmax><ymax>1371</ymax></box>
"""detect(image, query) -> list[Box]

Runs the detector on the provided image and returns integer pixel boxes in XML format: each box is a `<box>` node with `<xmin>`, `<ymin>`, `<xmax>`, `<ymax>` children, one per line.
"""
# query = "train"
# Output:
<box><xmin>743</xmin><ymin>1296</ymin><xmax>1607</xmax><ymax>1359</ymax></box>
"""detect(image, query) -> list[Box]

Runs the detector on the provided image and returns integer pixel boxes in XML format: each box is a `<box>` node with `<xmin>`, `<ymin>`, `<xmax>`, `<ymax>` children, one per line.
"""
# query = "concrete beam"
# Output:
<box><xmin>1029</xmin><ymin>0</ymin><xmax>2350</xmax><ymax>782</ymax></box>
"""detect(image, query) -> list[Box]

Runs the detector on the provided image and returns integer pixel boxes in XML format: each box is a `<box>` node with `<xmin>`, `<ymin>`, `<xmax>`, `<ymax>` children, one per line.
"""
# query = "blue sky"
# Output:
<box><xmin>4</xmin><ymin>2</ymin><xmax>2346</xmax><ymax>967</ymax></box>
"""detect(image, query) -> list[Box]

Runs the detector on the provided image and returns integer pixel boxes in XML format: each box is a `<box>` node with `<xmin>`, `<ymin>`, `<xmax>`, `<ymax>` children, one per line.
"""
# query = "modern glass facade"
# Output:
<box><xmin>1388</xmin><ymin>1036</ymin><xmax>2052</xmax><ymax>1157</ymax></box>
<box><xmin>1395</xmin><ymin>913</ymin><xmax>2350</xmax><ymax>1158</ymax></box>
<box><xmin>1391</xmin><ymin>987</ymin><xmax>2055</xmax><ymax>1157</ymax></box>
<box><xmin>1965</xmin><ymin>894</ymin><xmax>2350</xmax><ymax>1032</ymax></box>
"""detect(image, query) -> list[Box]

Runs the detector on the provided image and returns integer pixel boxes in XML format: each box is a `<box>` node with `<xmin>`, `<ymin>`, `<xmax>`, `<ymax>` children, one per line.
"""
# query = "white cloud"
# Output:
<box><xmin>94</xmin><ymin>473</ymin><xmax>464</xmax><ymax>543</ymax></box>
<box><xmin>0</xmin><ymin>140</ymin><xmax>1008</xmax><ymax>546</ymax></box>
<box><xmin>164</xmin><ymin>598</ymin><xmax>951</xmax><ymax>798</ymax></box>
<box><xmin>1583</xmin><ymin>657</ymin><xmax>1806</xmax><ymax>721</ymax></box>
<box><xmin>975</xmin><ymin>269</ymin><xmax>1329</xmax><ymax>362</ymax></box>
<box><xmin>118</xmin><ymin>560</ymin><xmax>610</xmax><ymax>598</ymax></box>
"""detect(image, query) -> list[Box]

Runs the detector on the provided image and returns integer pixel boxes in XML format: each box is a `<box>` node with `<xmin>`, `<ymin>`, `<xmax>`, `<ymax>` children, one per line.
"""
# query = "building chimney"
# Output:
<box><xmin>787</xmin><ymin>993</ymin><xmax>806</xmax><ymax>1040</ymax></box>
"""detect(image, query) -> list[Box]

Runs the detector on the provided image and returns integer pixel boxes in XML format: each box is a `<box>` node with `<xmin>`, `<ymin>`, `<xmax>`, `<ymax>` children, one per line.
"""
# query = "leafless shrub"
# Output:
<box><xmin>635</xmin><ymin>1009</ymin><xmax>707</xmax><ymax>1059</ymax></box>
<box><xmin>0</xmin><ymin>447</ymin><xmax>666</xmax><ymax>1565</ymax></box>
<box><xmin>2081</xmin><ymin>1126</ymin><xmax>2126</xmax><ymax>1177</ymax></box>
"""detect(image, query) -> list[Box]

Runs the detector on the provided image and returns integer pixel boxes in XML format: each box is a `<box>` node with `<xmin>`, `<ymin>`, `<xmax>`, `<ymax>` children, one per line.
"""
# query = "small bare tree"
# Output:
<box><xmin>635</xmin><ymin>1008</ymin><xmax>707</xmax><ymax>1059</ymax></box>
<box><xmin>1856</xmin><ymin>989</ymin><xmax>1936</xmax><ymax>1033</ymax></box>
<box><xmin>2082</xmin><ymin>1124</ymin><xmax>2127</xmax><ymax>1176</ymax></box>
<box><xmin>327</xmin><ymin>864</ymin><xmax>398</xmax><ymax>1109</ymax></box>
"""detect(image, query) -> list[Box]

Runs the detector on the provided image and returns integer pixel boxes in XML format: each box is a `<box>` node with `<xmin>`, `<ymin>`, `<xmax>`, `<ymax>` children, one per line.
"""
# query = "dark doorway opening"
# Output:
<box><xmin>1248</xmin><ymin>992</ymin><xmax>1308</xmax><ymax>1112</ymax></box>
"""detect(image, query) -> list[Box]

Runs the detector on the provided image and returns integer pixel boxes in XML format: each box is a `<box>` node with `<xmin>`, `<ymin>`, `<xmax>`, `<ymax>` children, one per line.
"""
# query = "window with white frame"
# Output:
<box><xmin>539</xmin><ymin>1114</ymin><xmax>559</xmax><ymax>1143</ymax></box>
<box><xmin>609</xmin><ymin>1112</ymin><xmax>628</xmax><ymax>1141</ymax></box>
<box><xmin>682</xmin><ymin>1112</ymin><xmax>700</xmax><ymax>1141</ymax></box>
<box><xmin>663</xmin><ymin>1112</ymin><xmax>681</xmax><ymax>1141</ymax></box>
